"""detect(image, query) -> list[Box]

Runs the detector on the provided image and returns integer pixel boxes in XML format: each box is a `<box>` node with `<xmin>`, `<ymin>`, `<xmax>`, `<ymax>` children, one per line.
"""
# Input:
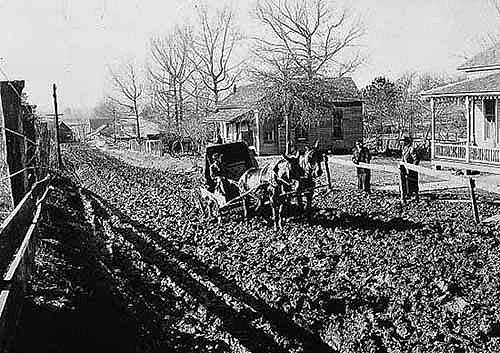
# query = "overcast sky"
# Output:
<box><xmin>0</xmin><ymin>0</ymin><xmax>499</xmax><ymax>113</ymax></box>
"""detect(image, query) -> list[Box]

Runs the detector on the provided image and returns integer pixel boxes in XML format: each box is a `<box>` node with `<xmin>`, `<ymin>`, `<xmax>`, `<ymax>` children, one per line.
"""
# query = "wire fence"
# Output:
<box><xmin>0</xmin><ymin>106</ymin><xmax>58</xmax><ymax>212</ymax></box>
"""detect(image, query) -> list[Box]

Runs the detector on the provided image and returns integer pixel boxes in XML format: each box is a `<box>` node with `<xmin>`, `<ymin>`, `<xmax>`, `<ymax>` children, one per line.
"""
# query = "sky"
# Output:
<box><xmin>0</xmin><ymin>0</ymin><xmax>499</xmax><ymax>113</ymax></box>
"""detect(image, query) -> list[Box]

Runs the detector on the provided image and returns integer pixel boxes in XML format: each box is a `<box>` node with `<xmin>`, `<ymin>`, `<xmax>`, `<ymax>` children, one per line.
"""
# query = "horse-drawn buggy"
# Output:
<box><xmin>196</xmin><ymin>141</ymin><xmax>332</xmax><ymax>229</ymax></box>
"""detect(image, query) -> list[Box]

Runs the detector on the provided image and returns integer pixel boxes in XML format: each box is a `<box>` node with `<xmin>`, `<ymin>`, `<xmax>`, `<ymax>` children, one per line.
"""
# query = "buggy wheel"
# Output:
<box><xmin>171</xmin><ymin>139</ymin><xmax>184</xmax><ymax>157</ymax></box>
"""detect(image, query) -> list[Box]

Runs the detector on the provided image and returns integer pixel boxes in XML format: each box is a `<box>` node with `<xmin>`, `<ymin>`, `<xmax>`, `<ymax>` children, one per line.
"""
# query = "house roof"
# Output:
<box><xmin>421</xmin><ymin>71</ymin><xmax>500</xmax><ymax>97</ymax></box>
<box><xmin>205</xmin><ymin>108</ymin><xmax>253</xmax><ymax>123</ymax></box>
<box><xmin>322</xmin><ymin>77</ymin><xmax>361</xmax><ymax>101</ymax></box>
<box><xmin>458</xmin><ymin>42</ymin><xmax>500</xmax><ymax>71</ymax></box>
<box><xmin>118</xmin><ymin>117</ymin><xmax>161</xmax><ymax>137</ymax></box>
<box><xmin>217</xmin><ymin>84</ymin><xmax>268</xmax><ymax>109</ymax></box>
<box><xmin>218</xmin><ymin>78</ymin><xmax>361</xmax><ymax>108</ymax></box>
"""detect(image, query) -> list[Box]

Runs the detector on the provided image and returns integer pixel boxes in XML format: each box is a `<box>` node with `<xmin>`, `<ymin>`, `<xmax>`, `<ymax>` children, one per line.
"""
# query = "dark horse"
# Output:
<box><xmin>296</xmin><ymin>141</ymin><xmax>324</xmax><ymax>213</ymax></box>
<box><xmin>238</xmin><ymin>141</ymin><xmax>324</xmax><ymax>230</ymax></box>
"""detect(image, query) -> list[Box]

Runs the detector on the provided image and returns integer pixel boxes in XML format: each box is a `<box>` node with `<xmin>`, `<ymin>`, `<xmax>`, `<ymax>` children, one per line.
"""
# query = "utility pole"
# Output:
<box><xmin>113</xmin><ymin>105</ymin><xmax>117</xmax><ymax>143</ymax></box>
<box><xmin>52</xmin><ymin>83</ymin><xmax>62</xmax><ymax>168</ymax></box>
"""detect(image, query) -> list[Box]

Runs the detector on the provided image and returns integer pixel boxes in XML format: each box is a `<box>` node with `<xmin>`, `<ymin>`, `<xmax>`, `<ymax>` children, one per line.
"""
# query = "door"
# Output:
<box><xmin>484</xmin><ymin>99</ymin><xmax>496</xmax><ymax>146</ymax></box>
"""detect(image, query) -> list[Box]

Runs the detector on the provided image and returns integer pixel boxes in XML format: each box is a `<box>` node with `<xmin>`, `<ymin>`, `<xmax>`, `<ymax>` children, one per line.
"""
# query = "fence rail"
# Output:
<box><xmin>0</xmin><ymin>176</ymin><xmax>50</xmax><ymax>352</ymax></box>
<box><xmin>129</xmin><ymin>140</ymin><xmax>163</xmax><ymax>156</ymax></box>
<box><xmin>329</xmin><ymin>156</ymin><xmax>500</xmax><ymax>223</ymax></box>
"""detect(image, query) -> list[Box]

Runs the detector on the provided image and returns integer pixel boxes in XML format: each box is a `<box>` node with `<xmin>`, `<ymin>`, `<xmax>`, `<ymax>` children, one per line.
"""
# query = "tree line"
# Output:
<box><xmin>93</xmin><ymin>0</ymin><xmax>466</xmax><ymax>152</ymax></box>
<box><xmin>94</xmin><ymin>0</ymin><xmax>366</xmax><ymax>151</ymax></box>
<box><xmin>362</xmin><ymin>72</ymin><xmax>466</xmax><ymax>146</ymax></box>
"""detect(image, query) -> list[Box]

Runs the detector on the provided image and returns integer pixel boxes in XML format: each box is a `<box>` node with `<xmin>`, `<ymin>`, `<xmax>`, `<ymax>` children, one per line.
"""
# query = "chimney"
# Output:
<box><xmin>233</xmin><ymin>84</ymin><xmax>237</xmax><ymax>94</ymax></box>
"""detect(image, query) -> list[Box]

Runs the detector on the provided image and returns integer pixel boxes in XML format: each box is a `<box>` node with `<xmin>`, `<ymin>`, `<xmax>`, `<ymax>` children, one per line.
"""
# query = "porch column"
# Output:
<box><xmin>472</xmin><ymin>97</ymin><xmax>476</xmax><ymax>145</ymax></box>
<box><xmin>254</xmin><ymin>109</ymin><xmax>261</xmax><ymax>155</ymax></box>
<box><xmin>466</xmin><ymin>96</ymin><xmax>471</xmax><ymax>163</ymax></box>
<box><xmin>430</xmin><ymin>97</ymin><xmax>436</xmax><ymax>160</ymax></box>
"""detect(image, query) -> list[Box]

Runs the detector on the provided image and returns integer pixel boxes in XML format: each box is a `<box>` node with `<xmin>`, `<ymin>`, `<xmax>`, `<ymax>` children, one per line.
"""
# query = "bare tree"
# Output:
<box><xmin>190</xmin><ymin>5</ymin><xmax>243</xmax><ymax>105</ymax></box>
<box><xmin>149</xmin><ymin>26</ymin><xmax>196</xmax><ymax>132</ymax></box>
<box><xmin>108</xmin><ymin>60</ymin><xmax>144</xmax><ymax>138</ymax></box>
<box><xmin>94</xmin><ymin>97</ymin><xmax>123</xmax><ymax>142</ymax></box>
<box><xmin>255</xmin><ymin>0</ymin><xmax>365</xmax><ymax>80</ymax></box>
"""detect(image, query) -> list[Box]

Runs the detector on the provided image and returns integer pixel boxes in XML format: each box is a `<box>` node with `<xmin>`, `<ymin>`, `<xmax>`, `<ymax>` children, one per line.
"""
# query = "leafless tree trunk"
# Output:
<box><xmin>254</xmin><ymin>0</ymin><xmax>365</xmax><ymax>79</ymax></box>
<box><xmin>190</xmin><ymin>5</ymin><xmax>243</xmax><ymax>106</ymax></box>
<box><xmin>108</xmin><ymin>61</ymin><xmax>144</xmax><ymax>139</ymax></box>
<box><xmin>150</xmin><ymin>26</ymin><xmax>195</xmax><ymax>133</ymax></box>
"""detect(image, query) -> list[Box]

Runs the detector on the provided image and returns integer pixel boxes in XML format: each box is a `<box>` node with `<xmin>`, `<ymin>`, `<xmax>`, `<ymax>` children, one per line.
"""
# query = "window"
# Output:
<box><xmin>332</xmin><ymin>110</ymin><xmax>343</xmax><ymax>139</ymax></box>
<box><xmin>263</xmin><ymin>120</ymin><xmax>276</xmax><ymax>143</ymax></box>
<box><xmin>295</xmin><ymin>124</ymin><xmax>308</xmax><ymax>141</ymax></box>
<box><xmin>317</xmin><ymin>110</ymin><xmax>343</xmax><ymax>139</ymax></box>
<box><xmin>264</xmin><ymin>130</ymin><xmax>275</xmax><ymax>143</ymax></box>
<box><xmin>484</xmin><ymin>99</ymin><xmax>496</xmax><ymax>140</ymax></box>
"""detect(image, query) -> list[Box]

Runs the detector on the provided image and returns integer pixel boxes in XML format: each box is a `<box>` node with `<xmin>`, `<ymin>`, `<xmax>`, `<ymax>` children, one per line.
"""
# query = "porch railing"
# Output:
<box><xmin>434</xmin><ymin>143</ymin><xmax>467</xmax><ymax>160</ymax></box>
<box><xmin>434</xmin><ymin>142</ymin><xmax>500</xmax><ymax>165</ymax></box>
<box><xmin>470</xmin><ymin>146</ymin><xmax>500</xmax><ymax>164</ymax></box>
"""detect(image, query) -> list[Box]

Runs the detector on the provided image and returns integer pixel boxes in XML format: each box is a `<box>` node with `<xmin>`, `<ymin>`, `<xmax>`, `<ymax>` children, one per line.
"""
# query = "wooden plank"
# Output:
<box><xmin>378</xmin><ymin>181</ymin><xmax>466</xmax><ymax>192</ymax></box>
<box><xmin>0</xmin><ymin>289</ymin><xmax>11</xmax><ymax>352</ymax></box>
<box><xmin>0</xmin><ymin>192</ymin><xmax>34</xmax><ymax>275</ymax></box>
<box><xmin>399</xmin><ymin>162</ymin><xmax>468</xmax><ymax>185</ymax></box>
<box><xmin>482</xmin><ymin>214</ymin><xmax>500</xmax><ymax>223</ymax></box>
<box><xmin>0</xmin><ymin>175</ymin><xmax>49</xmax><ymax>275</ymax></box>
<box><xmin>469</xmin><ymin>178</ymin><xmax>480</xmax><ymax>223</ymax></box>
<box><xmin>0</xmin><ymin>176</ymin><xmax>49</xmax><ymax>353</ymax></box>
<box><xmin>3</xmin><ymin>204</ymin><xmax>42</xmax><ymax>281</ymax></box>
<box><xmin>329</xmin><ymin>157</ymin><xmax>398</xmax><ymax>173</ymax></box>
<box><xmin>475</xmin><ymin>179</ymin><xmax>500</xmax><ymax>195</ymax></box>
<box><xmin>433</xmin><ymin>159</ymin><xmax>500</xmax><ymax>174</ymax></box>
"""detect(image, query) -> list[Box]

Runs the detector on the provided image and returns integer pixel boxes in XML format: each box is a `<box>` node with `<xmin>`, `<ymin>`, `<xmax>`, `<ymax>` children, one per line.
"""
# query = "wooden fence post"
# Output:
<box><xmin>1</xmin><ymin>81</ymin><xmax>26</xmax><ymax>206</ymax></box>
<box><xmin>399</xmin><ymin>164</ymin><xmax>407</xmax><ymax>203</ymax></box>
<box><xmin>52</xmin><ymin>84</ymin><xmax>62</xmax><ymax>168</ymax></box>
<box><xmin>469</xmin><ymin>178</ymin><xmax>479</xmax><ymax>223</ymax></box>
<box><xmin>324</xmin><ymin>154</ymin><xmax>332</xmax><ymax>190</ymax></box>
<box><xmin>22</xmin><ymin>105</ymin><xmax>36</xmax><ymax>188</ymax></box>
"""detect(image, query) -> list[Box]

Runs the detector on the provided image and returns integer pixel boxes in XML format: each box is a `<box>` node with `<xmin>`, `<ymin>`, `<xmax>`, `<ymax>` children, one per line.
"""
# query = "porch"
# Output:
<box><xmin>421</xmin><ymin>72</ymin><xmax>500</xmax><ymax>174</ymax></box>
<box><xmin>433</xmin><ymin>141</ymin><xmax>500</xmax><ymax>172</ymax></box>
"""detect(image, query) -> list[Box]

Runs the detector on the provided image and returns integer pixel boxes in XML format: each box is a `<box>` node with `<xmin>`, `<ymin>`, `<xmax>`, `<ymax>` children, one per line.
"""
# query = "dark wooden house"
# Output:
<box><xmin>58</xmin><ymin>121</ymin><xmax>76</xmax><ymax>143</ymax></box>
<box><xmin>206</xmin><ymin>78</ymin><xmax>363</xmax><ymax>155</ymax></box>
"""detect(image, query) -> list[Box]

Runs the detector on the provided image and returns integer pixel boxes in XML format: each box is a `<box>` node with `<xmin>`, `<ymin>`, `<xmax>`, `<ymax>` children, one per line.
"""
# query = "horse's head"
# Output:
<box><xmin>273</xmin><ymin>151</ymin><xmax>303</xmax><ymax>189</ymax></box>
<box><xmin>301</xmin><ymin>140</ymin><xmax>323</xmax><ymax>179</ymax></box>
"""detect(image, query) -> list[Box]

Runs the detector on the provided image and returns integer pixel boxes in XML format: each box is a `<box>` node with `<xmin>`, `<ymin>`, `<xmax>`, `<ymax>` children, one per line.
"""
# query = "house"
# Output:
<box><xmin>58</xmin><ymin>121</ymin><xmax>76</xmax><ymax>143</ymax></box>
<box><xmin>205</xmin><ymin>79</ymin><xmax>363</xmax><ymax>155</ymax></box>
<box><xmin>90</xmin><ymin>116</ymin><xmax>161</xmax><ymax>140</ymax></box>
<box><xmin>89</xmin><ymin>117</ymin><xmax>112</xmax><ymax>132</ymax></box>
<box><xmin>421</xmin><ymin>42</ymin><xmax>500</xmax><ymax>173</ymax></box>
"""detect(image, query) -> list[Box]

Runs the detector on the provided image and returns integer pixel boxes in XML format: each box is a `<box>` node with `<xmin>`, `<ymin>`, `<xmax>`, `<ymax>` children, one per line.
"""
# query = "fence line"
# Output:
<box><xmin>0</xmin><ymin>127</ymin><xmax>36</xmax><ymax>146</ymax></box>
<box><xmin>129</xmin><ymin>139</ymin><xmax>163</xmax><ymax>156</ymax></box>
<box><xmin>0</xmin><ymin>176</ymin><xmax>51</xmax><ymax>352</ymax></box>
<box><xmin>329</xmin><ymin>157</ymin><xmax>500</xmax><ymax>223</ymax></box>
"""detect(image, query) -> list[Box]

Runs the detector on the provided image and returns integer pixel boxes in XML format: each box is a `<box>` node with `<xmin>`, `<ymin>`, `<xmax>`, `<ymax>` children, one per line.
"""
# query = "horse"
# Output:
<box><xmin>295</xmin><ymin>140</ymin><xmax>324</xmax><ymax>214</ymax></box>
<box><xmin>238</xmin><ymin>153</ymin><xmax>303</xmax><ymax>230</ymax></box>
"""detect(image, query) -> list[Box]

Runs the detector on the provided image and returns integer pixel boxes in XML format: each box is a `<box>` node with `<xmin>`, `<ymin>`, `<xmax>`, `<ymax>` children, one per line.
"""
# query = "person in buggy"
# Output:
<box><xmin>209</xmin><ymin>152</ymin><xmax>228</xmax><ymax>193</ymax></box>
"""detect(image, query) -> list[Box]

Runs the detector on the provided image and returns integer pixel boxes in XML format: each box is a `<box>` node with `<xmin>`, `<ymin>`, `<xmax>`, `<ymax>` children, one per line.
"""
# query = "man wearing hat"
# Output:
<box><xmin>352</xmin><ymin>140</ymin><xmax>372</xmax><ymax>193</ymax></box>
<box><xmin>401</xmin><ymin>135</ymin><xmax>420</xmax><ymax>199</ymax></box>
<box><xmin>248</xmin><ymin>146</ymin><xmax>259</xmax><ymax>168</ymax></box>
<box><xmin>209</xmin><ymin>152</ymin><xmax>228</xmax><ymax>195</ymax></box>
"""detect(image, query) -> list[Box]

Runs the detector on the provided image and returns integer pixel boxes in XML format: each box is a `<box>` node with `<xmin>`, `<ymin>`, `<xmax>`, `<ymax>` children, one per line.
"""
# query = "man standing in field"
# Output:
<box><xmin>352</xmin><ymin>140</ymin><xmax>372</xmax><ymax>193</ymax></box>
<box><xmin>401</xmin><ymin>136</ymin><xmax>420</xmax><ymax>200</ymax></box>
